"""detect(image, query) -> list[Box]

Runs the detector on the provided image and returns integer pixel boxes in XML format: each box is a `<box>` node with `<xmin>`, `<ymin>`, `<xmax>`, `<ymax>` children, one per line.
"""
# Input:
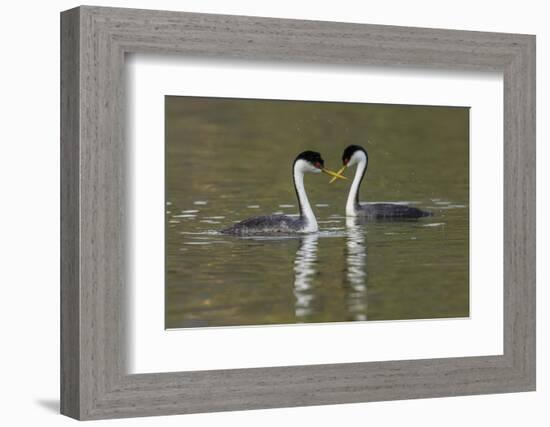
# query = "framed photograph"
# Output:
<box><xmin>60</xmin><ymin>5</ymin><xmax>535</xmax><ymax>420</ymax></box>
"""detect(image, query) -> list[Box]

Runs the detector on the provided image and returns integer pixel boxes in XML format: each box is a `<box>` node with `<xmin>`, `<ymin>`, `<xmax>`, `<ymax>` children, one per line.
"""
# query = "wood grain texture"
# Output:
<box><xmin>60</xmin><ymin>7</ymin><xmax>80</xmax><ymax>419</ymax></box>
<box><xmin>60</xmin><ymin>5</ymin><xmax>536</xmax><ymax>420</ymax></box>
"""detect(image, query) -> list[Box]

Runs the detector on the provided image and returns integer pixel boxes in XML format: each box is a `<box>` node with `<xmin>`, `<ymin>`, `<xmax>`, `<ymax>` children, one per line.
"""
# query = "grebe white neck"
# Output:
<box><xmin>293</xmin><ymin>159</ymin><xmax>319</xmax><ymax>232</ymax></box>
<box><xmin>346</xmin><ymin>151</ymin><xmax>368</xmax><ymax>217</ymax></box>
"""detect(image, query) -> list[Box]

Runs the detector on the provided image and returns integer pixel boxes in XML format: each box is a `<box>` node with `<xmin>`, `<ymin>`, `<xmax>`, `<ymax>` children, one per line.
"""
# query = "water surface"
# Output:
<box><xmin>165</xmin><ymin>97</ymin><xmax>469</xmax><ymax>328</ymax></box>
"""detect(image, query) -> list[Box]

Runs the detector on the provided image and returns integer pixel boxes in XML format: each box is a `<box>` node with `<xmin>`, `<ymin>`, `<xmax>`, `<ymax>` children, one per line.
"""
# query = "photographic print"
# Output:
<box><xmin>165</xmin><ymin>96</ymin><xmax>469</xmax><ymax>329</ymax></box>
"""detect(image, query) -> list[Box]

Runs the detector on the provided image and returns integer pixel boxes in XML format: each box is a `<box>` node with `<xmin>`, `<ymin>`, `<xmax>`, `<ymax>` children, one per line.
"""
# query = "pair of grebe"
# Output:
<box><xmin>221</xmin><ymin>145</ymin><xmax>431</xmax><ymax>235</ymax></box>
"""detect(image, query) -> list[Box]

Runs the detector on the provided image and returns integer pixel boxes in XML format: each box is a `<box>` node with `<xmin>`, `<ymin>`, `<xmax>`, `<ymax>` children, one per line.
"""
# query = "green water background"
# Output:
<box><xmin>165</xmin><ymin>96</ymin><xmax>469</xmax><ymax>328</ymax></box>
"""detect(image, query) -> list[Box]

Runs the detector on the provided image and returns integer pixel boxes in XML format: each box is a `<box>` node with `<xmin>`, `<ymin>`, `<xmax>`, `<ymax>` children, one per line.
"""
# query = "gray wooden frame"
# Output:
<box><xmin>60</xmin><ymin>5</ymin><xmax>536</xmax><ymax>420</ymax></box>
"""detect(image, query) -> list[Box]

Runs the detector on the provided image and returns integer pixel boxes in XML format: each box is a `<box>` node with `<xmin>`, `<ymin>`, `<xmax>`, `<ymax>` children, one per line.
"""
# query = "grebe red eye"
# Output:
<box><xmin>314</xmin><ymin>161</ymin><xmax>322</xmax><ymax>168</ymax></box>
<box><xmin>343</xmin><ymin>158</ymin><xmax>349</xmax><ymax>165</ymax></box>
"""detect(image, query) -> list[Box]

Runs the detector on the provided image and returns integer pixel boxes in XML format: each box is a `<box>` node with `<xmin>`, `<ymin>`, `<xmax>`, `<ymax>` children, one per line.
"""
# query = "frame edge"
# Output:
<box><xmin>60</xmin><ymin>6</ymin><xmax>81</xmax><ymax>420</ymax></box>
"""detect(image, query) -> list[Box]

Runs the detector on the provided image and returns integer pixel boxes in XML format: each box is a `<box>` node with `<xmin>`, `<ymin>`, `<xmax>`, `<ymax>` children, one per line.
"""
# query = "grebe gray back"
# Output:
<box><xmin>221</xmin><ymin>151</ymin><xmax>345</xmax><ymax>235</ymax></box>
<box><xmin>333</xmin><ymin>145</ymin><xmax>432</xmax><ymax>219</ymax></box>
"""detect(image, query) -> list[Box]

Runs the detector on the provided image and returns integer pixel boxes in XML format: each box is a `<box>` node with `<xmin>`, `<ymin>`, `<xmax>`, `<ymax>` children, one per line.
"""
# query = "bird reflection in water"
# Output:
<box><xmin>293</xmin><ymin>233</ymin><xmax>319</xmax><ymax>321</ymax></box>
<box><xmin>292</xmin><ymin>220</ymin><xmax>368</xmax><ymax>323</ymax></box>
<box><xmin>344</xmin><ymin>217</ymin><xmax>368</xmax><ymax>321</ymax></box>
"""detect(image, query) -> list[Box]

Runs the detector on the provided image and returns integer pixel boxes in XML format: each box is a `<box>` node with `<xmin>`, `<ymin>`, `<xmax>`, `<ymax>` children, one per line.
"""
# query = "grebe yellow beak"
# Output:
<box><xmin>329</xmin><ymin>165</ymin><xmax>347</xmax><ymax>183</ymax></box>
<box><xmin>321</xmin><ymin>167</ymin><xmax>347</xmax><ymax>181</ymax></box>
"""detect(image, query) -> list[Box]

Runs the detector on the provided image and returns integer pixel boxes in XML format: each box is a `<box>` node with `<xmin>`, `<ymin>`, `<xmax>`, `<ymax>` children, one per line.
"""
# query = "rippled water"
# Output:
<box><xmin>165</xmin><ymin>96</ymin><xmax>469</xmax><ymax>328</ymax></box>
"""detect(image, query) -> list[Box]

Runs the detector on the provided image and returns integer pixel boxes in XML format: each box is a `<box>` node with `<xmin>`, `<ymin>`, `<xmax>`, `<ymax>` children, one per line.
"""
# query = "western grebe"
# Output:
<box><xmin>331</xmin><ymin>145</ymin><xmax>431</xmax><ymax>219</ymax></box>
<box><xmin>221</xmin><ymin>151</ymin><xmax>346</xmax><ymax>235</ymax></box>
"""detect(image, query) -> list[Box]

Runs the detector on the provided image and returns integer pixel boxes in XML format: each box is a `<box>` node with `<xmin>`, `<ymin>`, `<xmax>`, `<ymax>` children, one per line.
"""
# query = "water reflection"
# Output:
<box><xmin>293</xmin><ymin>233</ymin><xmax>319</xmax><ymax>321</ymax></box>
<box><xmin>292</xmin><ymin>223</ymin><xmax>369</xmax><ymax>323</ymax></box>
<box><xmin>344</xmin><ymin>217</ymin><xmax>368</xmax><ymax>321</ymax></box>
